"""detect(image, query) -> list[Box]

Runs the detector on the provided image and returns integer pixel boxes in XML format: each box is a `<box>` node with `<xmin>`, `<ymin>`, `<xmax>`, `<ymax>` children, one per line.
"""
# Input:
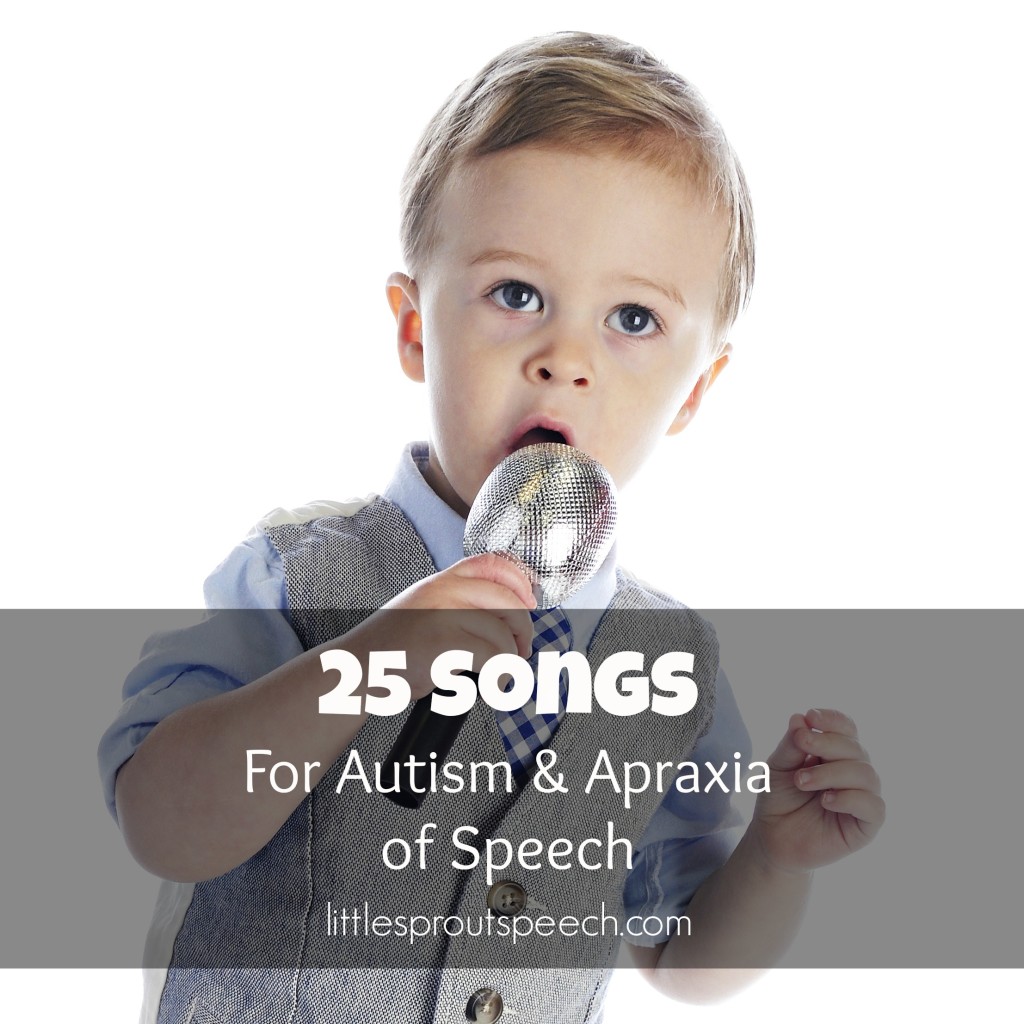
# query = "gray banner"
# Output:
<box><xmin>0</xmin><ymin>610</ymin><xmax>1020</xmax><ymax>968</ymax></box>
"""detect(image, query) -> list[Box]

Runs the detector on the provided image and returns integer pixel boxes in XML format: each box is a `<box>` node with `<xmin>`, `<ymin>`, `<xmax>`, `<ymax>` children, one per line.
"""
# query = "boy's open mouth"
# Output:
<box><xmin>506</xmin><ymin>418</ymin><xmax>574</xmax><ymax>454</ymax></box>
<box><xmin>514</xmin><ymin>427</ymin><xmax>567</xmax><ymax>450</ymax></box>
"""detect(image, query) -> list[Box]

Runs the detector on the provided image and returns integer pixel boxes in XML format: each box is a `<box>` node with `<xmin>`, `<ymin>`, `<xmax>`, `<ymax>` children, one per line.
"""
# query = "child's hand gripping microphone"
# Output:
<box><xmin>384</xmin><ymin>442</ymin><xmax>617</xmax><ymax>807</ymax></box>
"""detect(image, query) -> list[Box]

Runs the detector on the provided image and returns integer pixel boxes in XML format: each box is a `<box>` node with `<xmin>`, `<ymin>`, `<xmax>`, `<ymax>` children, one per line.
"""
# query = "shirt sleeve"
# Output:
<box><xmin>96</xmin><ymin>531</ymin><xmax>303</xmax><ymax>823</ymax></box>
<box><xmin>622</xmin><ymin>665</ymin><xmax>752</xmax><ymax>946</ymax></box>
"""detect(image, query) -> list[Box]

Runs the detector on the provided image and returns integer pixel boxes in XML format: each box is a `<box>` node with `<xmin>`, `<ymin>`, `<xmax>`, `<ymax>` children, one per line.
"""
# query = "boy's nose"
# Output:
<box><xmin>524</xmin><ymin>334</ymin><xmax>593</xmax><ymax>389</ymax></box>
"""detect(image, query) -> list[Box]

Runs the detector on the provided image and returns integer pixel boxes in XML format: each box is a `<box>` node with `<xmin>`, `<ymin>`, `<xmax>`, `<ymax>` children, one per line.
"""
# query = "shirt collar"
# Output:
<box><xmin>383</xmin><ymin>442</ymin><xmax>618</xmax><ymax>614</ymax></box>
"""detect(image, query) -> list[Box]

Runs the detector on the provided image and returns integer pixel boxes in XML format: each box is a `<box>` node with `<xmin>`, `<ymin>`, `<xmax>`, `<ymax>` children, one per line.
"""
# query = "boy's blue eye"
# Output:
<box><xmin>491</xmin><ymin>282</ymin><xmax>542</xmax><ymax>312</ymax></box>
<box><xmin>610</xmin><ymin>305</ymin><xmax>660</xmax><ymax>336</ymax></box>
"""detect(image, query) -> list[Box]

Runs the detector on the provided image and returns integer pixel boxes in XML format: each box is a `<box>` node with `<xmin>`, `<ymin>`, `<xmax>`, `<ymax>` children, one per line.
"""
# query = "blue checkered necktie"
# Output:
<box><xmin>497</xmin><ymin>607</ymin><xmax>573</xmax><ymax>779</ymax></box>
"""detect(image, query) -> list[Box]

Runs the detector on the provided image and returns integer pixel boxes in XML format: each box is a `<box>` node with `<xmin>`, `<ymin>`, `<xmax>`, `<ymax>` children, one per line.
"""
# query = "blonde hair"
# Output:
<box><xmin>399</xmin><ymin>31</ymin><xmax>755</xmax><ymax>340</ymax></box>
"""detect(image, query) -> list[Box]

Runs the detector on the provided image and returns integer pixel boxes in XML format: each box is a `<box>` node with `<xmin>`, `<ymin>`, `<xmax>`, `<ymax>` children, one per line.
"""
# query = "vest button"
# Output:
<box><xmin>486</xmin><ymin>880</ymin><xmax>528</xmax><ymax>917</ymax></box>
<box><xmin>466</xmin><ymin>987</ymin><xmax>504</xmax><ymax>1023</ymax></box>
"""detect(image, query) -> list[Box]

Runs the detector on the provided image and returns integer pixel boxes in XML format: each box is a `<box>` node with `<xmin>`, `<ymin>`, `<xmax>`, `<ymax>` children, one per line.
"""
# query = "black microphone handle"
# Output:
<box><xmin>384</xmin><ymin>674</ymin><xmax>477</xmax><ymax>808</ymax></box>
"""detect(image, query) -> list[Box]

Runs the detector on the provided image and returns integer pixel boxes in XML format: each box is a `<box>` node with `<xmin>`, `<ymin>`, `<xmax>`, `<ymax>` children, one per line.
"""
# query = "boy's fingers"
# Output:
<box><xmin>447</xmin><ymin>555</ymin><xmax>537</xmax><ymax>657</ymax></box>
<box><xmin>449</xmin><ymin>552</ymin><xmax>537</xmax><ymax>608</ymax></box>
<box><xmin>819</xmin><ymin>789</ymin><xmax>887</xmax><ymax>832</ymax></box>
<box><xmin>804</xmin><ymin>707</ymin><xmax>859</xmax><ymax>739</ymax></box>
<box><xmin>447</xmin><ymin>577</ymin><xmax>534</xmax><ymax>611</ymax></box>
<box><xmin>454</xmin><ymin>617</ymin><xmax>525</xmax><ymax>665</ymax></box>
<box><xmin>793</xmin><ymin>728</ymin><xmax>869</xmax><ymax>765</ymax></box>
<box><xmin>794</xmin><ymin>759</ymin><xmax>881</xmax><ymax>796</ymax></box>
<box><xmin>472</xmin><ymin>607</ymin><xmax>535</xmax><ymax>661</ymax></box>
<box><xmin>767</xmin><ymin>713</ymin><xmax>811</xmax><ymax>772</ymax></box>
<box><xmin>442</xmin><ymin>582</ymin><xmax>535</xmax><ymax>659</ymax></box>
<box><xmin>417</xmin><ymin>603</ymin><xmax>532</xmax><ymax>663</ymax></box>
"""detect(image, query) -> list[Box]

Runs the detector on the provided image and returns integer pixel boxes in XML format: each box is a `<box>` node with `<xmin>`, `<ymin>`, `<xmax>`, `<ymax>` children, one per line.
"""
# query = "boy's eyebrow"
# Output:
<box><xmin>623</xmin><ymin>275</ymin><xmax>688</xmax><ymax>309</ymax></box>
<box><xmin>468</xmin><ymin>248</ymin><xmax>547</xmax><ymax>269</ymax></box>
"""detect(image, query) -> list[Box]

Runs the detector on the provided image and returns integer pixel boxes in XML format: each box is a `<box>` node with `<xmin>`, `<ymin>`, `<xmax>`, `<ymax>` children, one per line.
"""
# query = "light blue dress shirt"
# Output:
<box><xmin>98</xmin><ymin>443</ymin><xmax>751</xmax><ymax>944</ymax></box>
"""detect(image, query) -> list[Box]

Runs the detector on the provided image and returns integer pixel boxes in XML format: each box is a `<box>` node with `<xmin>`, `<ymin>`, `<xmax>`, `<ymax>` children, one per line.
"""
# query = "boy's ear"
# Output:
<box><xmin>666</xmin><ymin>343</ymin><xmax>732</xmax><ymax>436</ymax></box>
<box><xmin>386</xmin><ymin>272</ymin><xmax>424</xmax><ymax>383</ymax></box>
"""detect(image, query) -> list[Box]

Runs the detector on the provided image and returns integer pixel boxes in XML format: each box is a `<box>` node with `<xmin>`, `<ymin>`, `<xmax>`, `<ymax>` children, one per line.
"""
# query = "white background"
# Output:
<box><xmin>2</xmin><ymin>0</ymin><xmax>1019</xmax><ymax>1018</ymax></box>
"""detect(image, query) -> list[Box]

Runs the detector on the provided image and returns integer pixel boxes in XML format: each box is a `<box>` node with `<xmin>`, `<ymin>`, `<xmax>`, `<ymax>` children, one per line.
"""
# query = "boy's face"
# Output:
<box><xmin>388</xmin><ymin>145</ymin><xmax>731</xmax><ymax>518</ymax></box>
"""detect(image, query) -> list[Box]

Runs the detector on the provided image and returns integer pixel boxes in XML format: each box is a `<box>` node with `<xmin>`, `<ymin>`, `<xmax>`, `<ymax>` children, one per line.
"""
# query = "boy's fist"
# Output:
<box><xmin>350</xmin><ymin>553</ymin><xmax>537</xmax><ymax>701</ymax></box>
<box><xmin>750</xmin><ymin>708</ymin><xmax>885</xmax><ymax>874</ymax></box>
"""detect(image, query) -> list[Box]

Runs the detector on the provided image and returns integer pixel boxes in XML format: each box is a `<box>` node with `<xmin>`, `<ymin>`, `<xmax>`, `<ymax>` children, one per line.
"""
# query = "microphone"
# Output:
<box><xmin>384</xmin><ymin>443</ymin><xmax>617</xmax><ymax>807</ymax></box>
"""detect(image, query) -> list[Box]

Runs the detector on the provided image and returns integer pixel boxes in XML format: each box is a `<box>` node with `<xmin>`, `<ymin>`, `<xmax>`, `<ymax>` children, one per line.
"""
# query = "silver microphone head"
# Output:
<box><xmin>463</xmin><ymin>443</ymin><xmax>618</xmax><ymax>608</ymax></box>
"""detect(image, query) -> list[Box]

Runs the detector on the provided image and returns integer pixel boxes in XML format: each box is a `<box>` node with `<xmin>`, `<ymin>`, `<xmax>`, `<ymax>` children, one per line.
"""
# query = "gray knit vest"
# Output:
<box><xmin>158</xmin><ymin>497</ymin><xmax>719</xmax><ymax>1024</ymax></box>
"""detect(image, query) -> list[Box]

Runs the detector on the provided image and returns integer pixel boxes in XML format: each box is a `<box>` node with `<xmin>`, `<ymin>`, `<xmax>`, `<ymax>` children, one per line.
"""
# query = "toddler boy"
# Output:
<box><xmin>100</xmin><ymin>31</ymin><xmax>883</xmax><ymax>1023</ymax></box>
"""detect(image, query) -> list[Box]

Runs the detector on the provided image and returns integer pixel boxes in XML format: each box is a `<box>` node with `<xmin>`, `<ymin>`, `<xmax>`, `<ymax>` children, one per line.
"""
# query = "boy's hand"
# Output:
<box><xmin>354</xmin><ymin>552</ymin><xmax>537</xmax><ymax>700</ymax></box>
<box><xmin>749</xmin><ymin>708</ymin><xmax>884</xmax><ymax>875</ymax></box>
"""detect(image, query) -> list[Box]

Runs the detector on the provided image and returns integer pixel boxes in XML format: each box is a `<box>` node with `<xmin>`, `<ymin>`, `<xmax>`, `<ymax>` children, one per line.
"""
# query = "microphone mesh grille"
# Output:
<box><xmin>463</xmin><ymin>443</ymin><xmax>618</xmax><ymax>608</ymax></box>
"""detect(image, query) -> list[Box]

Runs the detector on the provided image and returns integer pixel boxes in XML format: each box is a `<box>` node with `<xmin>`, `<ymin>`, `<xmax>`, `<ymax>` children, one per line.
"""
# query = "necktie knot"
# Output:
<box><xmin>530</xmin><ymin>607</ymin><xmax>573</xmax><ymax>661</ymax></box>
